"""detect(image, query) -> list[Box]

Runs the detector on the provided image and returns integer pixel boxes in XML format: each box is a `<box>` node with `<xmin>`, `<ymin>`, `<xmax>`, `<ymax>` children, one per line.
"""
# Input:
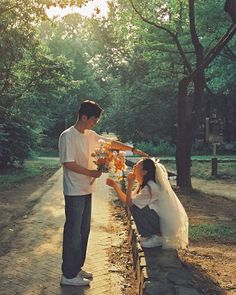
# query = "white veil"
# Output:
<box><xmin>155</xmin><ymin>161</ymin><xmax>188</xmax><ymax>249</ymax></box>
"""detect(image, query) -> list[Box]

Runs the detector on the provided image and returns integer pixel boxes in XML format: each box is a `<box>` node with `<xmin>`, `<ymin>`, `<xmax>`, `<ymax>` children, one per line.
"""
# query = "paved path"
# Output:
<box><xmin>0</xmin><ymin>169</ymin><xmax>123</xmax><ymax>295</ymax></box>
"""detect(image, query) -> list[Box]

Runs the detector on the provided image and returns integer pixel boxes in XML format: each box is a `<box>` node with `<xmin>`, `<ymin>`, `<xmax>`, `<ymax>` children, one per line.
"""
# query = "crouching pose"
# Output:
<box><xmin>106</xmin><ymin>158</ymin><xmax>188</xmax><ymax>249</ymax></box>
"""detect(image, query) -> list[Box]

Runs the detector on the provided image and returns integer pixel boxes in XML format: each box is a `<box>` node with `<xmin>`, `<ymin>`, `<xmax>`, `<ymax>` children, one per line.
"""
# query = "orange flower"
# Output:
<box><xmin>91</xmin><ymin>140</ymin><xmax>126</xmax><ymax>178</ymax></box>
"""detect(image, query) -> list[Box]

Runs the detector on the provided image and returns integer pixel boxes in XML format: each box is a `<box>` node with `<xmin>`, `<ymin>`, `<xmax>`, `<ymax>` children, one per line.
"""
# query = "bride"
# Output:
<box><xmin>106</xmin><ymin>158</ymin><xmax>188</xmax><ymax>249</ymax></box>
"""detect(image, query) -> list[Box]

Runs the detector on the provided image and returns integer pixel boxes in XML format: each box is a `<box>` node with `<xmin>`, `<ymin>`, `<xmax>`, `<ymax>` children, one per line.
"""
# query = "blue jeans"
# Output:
<box><xmin>62</xmin><ymin>194</ymin><xmax>92</xmax><ymax>279</ymax></box>
<box><xmin>130</xmin><ymin>204</ymin><xmax>161</xmax><ymax>237</ymax></box>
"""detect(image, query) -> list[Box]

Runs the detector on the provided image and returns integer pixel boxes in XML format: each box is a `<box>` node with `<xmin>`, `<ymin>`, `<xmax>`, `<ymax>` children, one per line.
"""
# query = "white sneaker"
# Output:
<box><xmin>140</xmin><ymin>235</ymin><xmax>162</xmax><ymax>248</ymax></box>
<box><xmin>60</xmin><ymin>274</ymin><xmax>90</xmax><ymax>286</ymax></box>
<box><xmin>79</xmin><ymin>269</ymin><xmax>93</xmax><ymax>279</ymax></box>
<box><xmin>137</xmin><ymin>235</ymin><xmax>146</xmax><ymax>242</ymax></box>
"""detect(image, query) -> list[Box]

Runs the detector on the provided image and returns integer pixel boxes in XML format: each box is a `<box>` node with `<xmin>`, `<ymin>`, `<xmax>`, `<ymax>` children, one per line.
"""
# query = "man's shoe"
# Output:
<box><xmin>60</xmin><ymin>274</ymin><xmax>90</xmax><ymax>286</ymax></box>
<box><xmin>140</xmin><ymin>235</ymin><xmax>162</xmax><ymax>248</ymax></box>
<box><xmin>79</xmin><ymin>269</ymin><xmax>93</xmax><ymax>279</ymax></box>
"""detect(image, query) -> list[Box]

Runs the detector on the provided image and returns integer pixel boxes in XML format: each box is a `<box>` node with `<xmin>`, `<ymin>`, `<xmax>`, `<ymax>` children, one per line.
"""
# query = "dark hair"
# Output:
<box><xmin>141</xmin><ymin>158</ymin><xmax>156</xmax><ymax>189</ymax></box>
<box><xmin>78</xmin><ymin>100</ymin><xmax>103</xmax><ymax>119</ymax></box>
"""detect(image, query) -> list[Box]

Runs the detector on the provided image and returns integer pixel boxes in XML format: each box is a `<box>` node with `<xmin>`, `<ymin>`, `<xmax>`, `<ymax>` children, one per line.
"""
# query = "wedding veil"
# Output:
<box><xmin>155</xmin><ymin>161</ymin><xmax>189</xmax><ymax>249</ymax></box>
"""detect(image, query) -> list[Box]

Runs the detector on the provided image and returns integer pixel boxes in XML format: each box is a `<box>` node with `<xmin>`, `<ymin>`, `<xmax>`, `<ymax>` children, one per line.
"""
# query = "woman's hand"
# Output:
<box><xmin>126</xmin><ymin>172</ymin><xmax>135</xmax><ymax>185</ymax></box>
<box><xmin>106</xmin><ymin>178</ymin><xmax>117</xmax><ymax>188</ymax></box>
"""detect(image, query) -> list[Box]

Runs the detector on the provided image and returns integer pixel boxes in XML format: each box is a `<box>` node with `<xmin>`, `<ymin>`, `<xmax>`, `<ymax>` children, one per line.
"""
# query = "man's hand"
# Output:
<box><xmin>133</xmin><ymin>148</ymin><xmax>149</xmax><ymax>157</ymax></box>
<box><xmin>64</xmin><ymin>162</ymin><xmax>103</xmax><ymax>178</ymax></box>
<box><xmin>110</xmin><ymin>140</ymin><xmax>149</xmax><ymax>157</ymax></box>
<box><xmin>90</xmin><ymin>170</ymin><xmax>102</xmax><ymax>178</ymax></box>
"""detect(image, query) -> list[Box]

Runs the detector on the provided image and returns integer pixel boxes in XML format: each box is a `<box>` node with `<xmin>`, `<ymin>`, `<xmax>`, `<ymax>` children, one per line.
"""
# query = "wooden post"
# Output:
<box><xmin>205</xmin><ymin>117</ymin><xmax>210</xmax><ymax>142</ymax></box>
<box><xmin>211</xmin><ymin>143</ymin><xmax>217</xmax><ymax>176</ymax></box>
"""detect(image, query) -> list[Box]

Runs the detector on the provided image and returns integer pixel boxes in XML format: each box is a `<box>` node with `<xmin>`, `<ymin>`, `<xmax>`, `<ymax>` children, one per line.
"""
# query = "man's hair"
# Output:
<box><xmin>78</xmin><ymin>100</ymin><xmax>103</xmax><ymax>119</ymax></box>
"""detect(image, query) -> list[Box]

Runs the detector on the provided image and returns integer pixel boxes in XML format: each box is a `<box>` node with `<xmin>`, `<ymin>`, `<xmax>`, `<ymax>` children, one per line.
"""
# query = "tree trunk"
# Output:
<box><xmin>176</xmin><ymin>135</ymin><xmax>193</xmax><ymax>189</ymax></box>
<box><xmin>129</xmin><ymin>0</ymin><xmax>236</xmax><ymax>190</ymax></box>
<box><xmin>176</xmin><ymin>78</ymin><xmax>193</xmax><ymax>189</ymax></box>
<box><xmin>176</xmin><ymin>68</ymin><xmax>205</xmax><ymax>190</ymax></box>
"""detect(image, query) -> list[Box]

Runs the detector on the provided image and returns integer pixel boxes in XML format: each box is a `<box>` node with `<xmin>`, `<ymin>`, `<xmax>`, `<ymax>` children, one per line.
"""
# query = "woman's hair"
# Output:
<box><xmin>141</xmin><ymin>158</ymin><xmax>156</xmax><ymax>189</ymax></box>
<box><xmin>78</xmin><ymin>100</ymin><xmax>103</xmax><ymax>119</ymax></box>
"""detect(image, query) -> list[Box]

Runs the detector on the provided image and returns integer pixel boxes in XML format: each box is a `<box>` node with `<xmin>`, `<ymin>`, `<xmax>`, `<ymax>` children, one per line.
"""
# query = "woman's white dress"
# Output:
<box><xmin>131</xmin><ymin>164</ymin><xmax>189</xmax><ymax>249</ymax></box>
<box><xmin>155</xmin><ymin>163</ymin><xmax>188</xmax><ymax>249</ymax></box>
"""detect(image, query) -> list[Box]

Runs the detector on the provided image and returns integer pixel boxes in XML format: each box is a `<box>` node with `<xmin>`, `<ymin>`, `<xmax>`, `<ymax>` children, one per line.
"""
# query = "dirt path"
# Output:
<box><xmin>191</xmin><ymin>177</ymin><xmax>236</xmax><ymax>201</ymax></box>
<box><xmin>177</xmin><ymin>188</ymin><xmax>236</xmax><ymax>295</ymax></box>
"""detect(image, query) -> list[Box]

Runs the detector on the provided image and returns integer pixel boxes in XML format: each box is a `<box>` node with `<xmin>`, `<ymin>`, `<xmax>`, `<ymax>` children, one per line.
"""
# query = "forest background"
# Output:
<box><xmin>0</xmin><ymin>0</ymin><xmax>235</xmax><ymax>189</ymax></box>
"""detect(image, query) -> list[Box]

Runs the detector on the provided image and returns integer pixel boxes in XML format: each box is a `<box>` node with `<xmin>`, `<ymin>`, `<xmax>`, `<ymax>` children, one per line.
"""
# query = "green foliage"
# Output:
<box><xmin>0</xmin><ymin>1</ymin><xmax>84</xmax><ymax>165</ymax></box>
<box><xmin>189</xmin><ymin>223</ymin><xmax>236</xmax><ymax>241</ymax></box>
<box><xmin>39</xmin><ymin>16</ymin><xmax>107</xmax><ymax>146</ymax></box>
<box><xmin>0</xmin><ymin>0</ymin><xmax>235</xmax><ymax>172</ymax></box>
<box><xmin>0</xmin><ymin>157</ymin><xmax>60</xmax><ymax>189</ymax></box>
<box><xmin>0</xmin><ymin>112</ymin><xmax>37</xmax><ymax>168</ymax></box>
<box><xmin>165</xmin><ymin>158</ymin><xmax>236</xmax><ymax>179</ymax></box>
<box><xmin>192</xmin><ymin>140</ymin><xmax>212</xmax><ymax>155</ymax></box>
<box><xmin>191</xmin><ymin>160</ymin><xmax>236</xmax><ymax>179</ymax></box>
<box><xmin>136</xmin><ymin>140</ymin><xmax>176</xmax><ymax>156</ymax></box>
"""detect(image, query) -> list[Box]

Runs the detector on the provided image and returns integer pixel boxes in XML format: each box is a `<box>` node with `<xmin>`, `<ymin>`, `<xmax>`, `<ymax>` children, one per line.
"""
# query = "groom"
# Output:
<box><xmin>58</xmin><ymin>99</ymin><xmax>147</xmax><ymax>286</ymax></box>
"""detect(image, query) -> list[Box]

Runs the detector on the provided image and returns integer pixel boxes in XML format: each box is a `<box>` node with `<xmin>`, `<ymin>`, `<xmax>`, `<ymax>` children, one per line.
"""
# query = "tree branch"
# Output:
<box><xmin>186</xmin><ymin>24</ymin><xmax>236</xmax><ymax>83</ymax></box>
<box><xmin>223</xmin><ymin>45</ymin><xmax>236</xmax><ymax>61</ymax></box>
<box><xmin>129</xmin><ymin>0</ymin><xmax>192</xmax><ymax>74</ymax></box>
<box><xmin>188</xmin><ymin>0</ymin><xmax>204</xmax><ymax>65</ymax></box>
<box><xmin>0</xmin><ymin>4</ymin><xmax>17</xmax><ymax>17</ymax></box>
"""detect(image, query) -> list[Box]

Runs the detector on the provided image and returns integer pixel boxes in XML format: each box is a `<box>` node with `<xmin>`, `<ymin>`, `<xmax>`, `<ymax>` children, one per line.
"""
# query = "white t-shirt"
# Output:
<box><xmin>131</xmin><ymin>180</ymin><xmax>162</xmax><ymax>215</ymax></box>
<box><xmin>58</xmin><ymin>126</ymin><xmax>106</xmax><ymax>196</ymax></box>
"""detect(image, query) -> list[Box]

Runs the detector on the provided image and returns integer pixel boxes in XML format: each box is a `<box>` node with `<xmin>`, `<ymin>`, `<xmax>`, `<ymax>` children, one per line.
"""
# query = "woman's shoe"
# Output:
<box><xmin>140</xmin><ymin>235</ymin><xmax>162</xmax><ymax>248</ymax></box>
<box><xmin>137</xmin><ymin>235</ymin><xmax>147</xmax><ymax>242</ymax></box>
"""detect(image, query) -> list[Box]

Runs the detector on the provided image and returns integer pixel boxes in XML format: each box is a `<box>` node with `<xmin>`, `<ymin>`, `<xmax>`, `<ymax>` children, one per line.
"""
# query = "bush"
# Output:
<box><xmin>192</xmin><ymin>140</ymin><xmax>236</xmax><ymax>155</ymax></box>
<box><xmin>0</xmin><ymin>114</ymin><xmax>37</xmax><ymax>169</ymax></box>
<box><xmin>136</xmin><ymin>140</ymin><xmax>176</xmax><ymax>156</ymax></box>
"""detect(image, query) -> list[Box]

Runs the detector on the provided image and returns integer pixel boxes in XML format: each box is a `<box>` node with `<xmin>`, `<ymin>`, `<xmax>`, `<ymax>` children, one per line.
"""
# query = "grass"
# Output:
<box><xmin>33</xmin><ymin>147</ymin><xmax>59</xmax><ymax>157</ymax></box>
<box><xmin>0</xmin><ymin>157</ymin><xmax>60</xmax><ymax>189</ymax></box>
<box><xmin>133</xmin><ymin>155</ymin><xmax>236</xmax><ymax>161</ymax></box>
<box><xmin>189</xmin><ymin>223</ymin><xmax>236</xmax><ymax>241</ymax></box>
<box><xmin>164</xmin><ymin>161</ymin><xmax>236</xmax><ymax>179</ymax></box>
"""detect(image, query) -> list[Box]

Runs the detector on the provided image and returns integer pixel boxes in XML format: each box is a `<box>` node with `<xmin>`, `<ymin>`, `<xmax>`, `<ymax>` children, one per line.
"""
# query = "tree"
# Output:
<box><xmin>129</xmin><ymin>0</ymin><xmax>236</xmax><ymax>189</ymax></box>
<box><xmin>0</xmin><ymin>0</ymin><xmax>83</xmax><ymax>167</ymax></box>
<box><xmin>68</xmin><ymin>3</ymin><xmax>178</xmax><ymax>144</ymax></box>
<box><xmin>39</xmin><ymin>14</ymin><xmax>107</xmax><ymax>139</ymax></box>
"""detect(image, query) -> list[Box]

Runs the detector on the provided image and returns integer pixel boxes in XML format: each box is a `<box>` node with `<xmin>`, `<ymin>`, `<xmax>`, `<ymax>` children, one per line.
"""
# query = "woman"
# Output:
<box><xmin>106</xmin><ymin>158</ymin><xmax>188</xmax><ymax>249</ymax></box>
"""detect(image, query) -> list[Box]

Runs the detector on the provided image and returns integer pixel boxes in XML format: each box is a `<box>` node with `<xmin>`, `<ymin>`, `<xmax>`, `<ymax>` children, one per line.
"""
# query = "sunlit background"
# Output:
<box><xmin>46</xmin><ymin>0</ymin><xmax>109</xmax><ymax>18</ymax></box>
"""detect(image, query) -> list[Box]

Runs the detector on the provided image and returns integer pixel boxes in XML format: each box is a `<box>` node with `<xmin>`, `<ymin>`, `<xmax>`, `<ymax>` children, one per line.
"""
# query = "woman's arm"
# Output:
<box><xmin>125</xmin><ymin>172</ymin><xmax>136</xmax><ymax>207</ymax></box>
<box><xmin>106</xmin><ymin>172</ymin><xmax>136</xmax><ymax>207</ymax></box>
<box><xmin>106</xmin><ymin>178</ymin><xmax>128</xmax><ymax>204</ymax></box>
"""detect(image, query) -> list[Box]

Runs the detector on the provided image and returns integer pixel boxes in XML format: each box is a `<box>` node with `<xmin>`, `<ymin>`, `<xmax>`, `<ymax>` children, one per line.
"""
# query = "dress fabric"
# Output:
<box><xmin>155</xmin><ymin>163</ymin><xmax>189</xmax><ymax>249</ymax></box>
<box><xmin>131</xmin><ymin>174</ymin><xmax>188</xmax><ymax>249</ymax></box>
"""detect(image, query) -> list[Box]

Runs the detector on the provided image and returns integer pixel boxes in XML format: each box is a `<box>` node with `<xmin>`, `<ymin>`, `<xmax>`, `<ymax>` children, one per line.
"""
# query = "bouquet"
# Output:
<box><xmin>90</xmin><ymin>139</ymin><xmax>126</xmax><ymax>185</ymax></box>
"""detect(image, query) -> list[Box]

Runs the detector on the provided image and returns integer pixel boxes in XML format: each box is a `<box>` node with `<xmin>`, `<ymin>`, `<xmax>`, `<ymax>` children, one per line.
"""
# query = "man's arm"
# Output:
<box><xmin>63</xmin><ymin>162</ymin><xmax>102</xmax><ymax>178</ymax></box>
<box><xmin>106</xmin><ymin>172</ymin><xmax>136</xmax><ymax>207</ymax></box>
<box><xmin>110</xmin><ymin>140</ymin><xmax>149</xmax><ymax>157</ymax></box>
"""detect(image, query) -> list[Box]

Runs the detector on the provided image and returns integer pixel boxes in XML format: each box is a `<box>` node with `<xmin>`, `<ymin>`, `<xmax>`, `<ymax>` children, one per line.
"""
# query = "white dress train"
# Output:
<box><xmin>155</xmin><ymin>163</ymin><xmax>188</xmax><ymax>249</ymax></box>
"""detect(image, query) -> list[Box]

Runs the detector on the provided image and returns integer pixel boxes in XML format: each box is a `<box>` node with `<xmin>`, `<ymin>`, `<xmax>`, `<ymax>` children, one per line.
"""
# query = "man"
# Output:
<box><xmin>59</xmin><ymin>100</ymin><xmax>147</xmax><ymax>286</ymax></box>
